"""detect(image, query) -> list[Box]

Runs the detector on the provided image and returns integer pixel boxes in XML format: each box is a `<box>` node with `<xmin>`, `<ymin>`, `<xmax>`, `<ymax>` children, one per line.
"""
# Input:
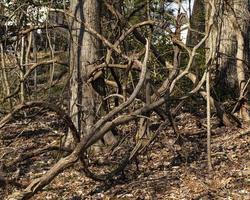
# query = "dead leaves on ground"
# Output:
<box><xmin>0</xmin><ymin>112</ymin><xmax>249</xmax><ymax>199</ymax></box>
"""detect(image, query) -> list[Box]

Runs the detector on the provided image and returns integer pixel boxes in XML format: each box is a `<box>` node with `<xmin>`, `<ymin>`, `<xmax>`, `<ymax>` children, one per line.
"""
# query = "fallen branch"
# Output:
<box><xmin>6</xmin><ymin>95</ymin><xmax>167</xmax><ymax>200</ymax></box>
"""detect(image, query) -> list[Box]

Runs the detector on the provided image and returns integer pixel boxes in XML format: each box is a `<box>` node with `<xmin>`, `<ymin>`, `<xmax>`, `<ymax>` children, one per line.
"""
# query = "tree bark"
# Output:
<box><xmin>67</xmin><ymin>0</ymin><xmax>103</xmax><ymax>150</ymax></box>
<box><xmin>216</xmin><ymin>0</ymin><xmax>250</xmax><ymax>122</ymax></box>
<box><xmin>186</xmin><ymin>0</ymin><xmax>205</xmax><ymax>46</ymax></box>
<box><xmin>233</xmin><ymin>0</ymin><xmax>250</xmax><ymax>122</ymax></box>
<box><xmin>190</xmin><ymin>0</ymin><xmax>250</xmax><ymax>123</ymax></box>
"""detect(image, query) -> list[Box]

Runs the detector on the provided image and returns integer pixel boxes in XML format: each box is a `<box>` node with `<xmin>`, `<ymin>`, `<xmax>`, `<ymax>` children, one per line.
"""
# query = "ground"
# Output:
<box><xmin>0</xmin><ymin>111</ymin><xmax>249</xmax><ymax>200</ymax></box>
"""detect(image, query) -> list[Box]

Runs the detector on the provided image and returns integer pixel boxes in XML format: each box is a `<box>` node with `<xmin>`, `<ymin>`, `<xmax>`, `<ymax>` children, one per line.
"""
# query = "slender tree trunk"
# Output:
<box><xmin>32</xmin><ymin>32</ymin><xmax>38</xmax><ymax>98</ymax></box>
<box><xmin>0</xmin><ymin>43</ymin><xmax>12</xmax><ymax>108</ymax></box>
<box><xmin>205</xmin><ymin>0</ymin><xmax>217</xmax><ymax>171</ymax></box>
<box><xmin>20</xmin><ymin>36</ymin><xmax>25</xmax><ymax>103</ymax></box>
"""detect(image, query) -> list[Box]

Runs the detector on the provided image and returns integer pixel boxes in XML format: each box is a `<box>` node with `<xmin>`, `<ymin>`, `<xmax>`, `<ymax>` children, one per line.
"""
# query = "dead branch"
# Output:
<box><xmin>6</xmin><ymin>93</ymin><xmax>167</xmax><ymax>200</ymax></box>
<box><xmin>6</xmin><ymin>38</ymin><xmax>152</xmax><ymax>199</ymax></box>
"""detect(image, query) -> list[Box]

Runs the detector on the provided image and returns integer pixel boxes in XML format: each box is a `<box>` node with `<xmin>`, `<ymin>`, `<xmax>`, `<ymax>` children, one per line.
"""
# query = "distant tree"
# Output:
<box><xmin>186</xmin><ymin>0</ymin><xmax>205</xmax><ymax>46</ymax></box>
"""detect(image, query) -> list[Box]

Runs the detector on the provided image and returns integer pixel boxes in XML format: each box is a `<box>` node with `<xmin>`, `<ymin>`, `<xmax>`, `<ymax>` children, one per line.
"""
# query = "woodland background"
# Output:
<box><xmin>0</xmin><ymin>0</ymin><xmax>249</xmax><ymax>199</ymax></box>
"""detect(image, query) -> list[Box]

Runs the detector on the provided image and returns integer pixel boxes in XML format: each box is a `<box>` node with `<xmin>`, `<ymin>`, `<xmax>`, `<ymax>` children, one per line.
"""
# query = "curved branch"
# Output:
<box><xmin>85</xmin><ymin>39</ymin><xmax>150</xmax><ymax>143</ymax></box>
<box><xmin>6</xmin><ymin>40</ymin><xmax>151</xmax><ymax>200</ymax></box>
<box><xmin>7</xmin><ymin>95</ymin><xmax>167</xmax><ymax>200</ymax></box>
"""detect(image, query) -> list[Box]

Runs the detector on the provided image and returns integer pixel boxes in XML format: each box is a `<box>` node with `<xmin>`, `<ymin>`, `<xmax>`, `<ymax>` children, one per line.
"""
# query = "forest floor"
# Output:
<box><xmin>0</xmin><ymin>110</ymin><xmax>249</xmax><ymax>200</ymax></box>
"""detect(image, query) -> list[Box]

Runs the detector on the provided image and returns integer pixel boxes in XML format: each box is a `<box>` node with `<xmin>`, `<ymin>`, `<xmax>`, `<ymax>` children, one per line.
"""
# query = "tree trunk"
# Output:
<box><xmin>215</xmin><ymin>1</ymin><xmax>237</xmax><ymax>97</ymax></box>
<box><xmin>20</xmin><ymin>36</ymin><xmax>25</xmax><ymax>103</ymax></box>
<box><xmin>216</xmin><ymin>0</ymin><xmax>250</xmax><ymax>122</ymax></box>
<box><xmin>67</xmin><ymin>0</ymin><xmax>102</xmax><ymax>151</ymax></box>
<box><xmin>191</xmin><ymin>0</ymin><xmax>250</xmax><ymax>123</ymax></box>
<box><xmin>186</xmin><ymin>0</ymin><xmax>205</xmax><ymax>46</ymax></box>
<box><xmin>186</xmin><ymin>0</ymin><xmax>241</xmax><ymax>126</ymax></box>
<box><xmin>233</xmin><ymin>1</ymin><xmax>250</xmax><ymax>122</ymax></box>
<box><xmin>0</xmin><ymin>43</ymin><xmax>12</xmax><ymax>109</ymax></box>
